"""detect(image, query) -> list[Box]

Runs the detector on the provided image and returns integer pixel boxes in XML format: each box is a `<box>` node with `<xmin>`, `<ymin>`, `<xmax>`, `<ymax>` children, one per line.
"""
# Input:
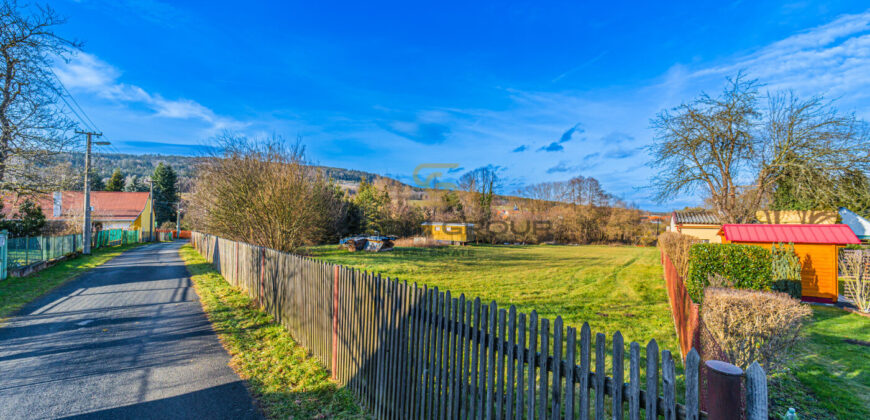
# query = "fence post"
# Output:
<box><xmin>745</xmin><ymin>362</ymin><xmax>768</xmax><ymax>420</ymax></box>
<box><xmin>705</xmin><ymin>360</ymin><xmax>743</xmax><ymax>420</ymax></box>
<box><xmin>0</xmin><ymin>230</ymin><xmax>7</xmax><ymax>280</ymax></box>
<box><xmin>25</xmin><ymin>236</ymin><xmax>29</xmax><ymax>266</ymax></box>
<box><xmin>332</xmin><ymin>264</ymin><xmax>340</xmax><ymax>379</ymax></box>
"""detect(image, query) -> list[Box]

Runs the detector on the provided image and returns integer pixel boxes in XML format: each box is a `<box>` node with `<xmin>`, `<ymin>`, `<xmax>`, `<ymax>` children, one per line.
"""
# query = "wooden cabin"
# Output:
<box><xmin>718</xmin><ymin>224</ymin><xmax>860</xmax><ymax>303</ymax></box>
<box><xmin>421</xmin><ymin>222</ymin><xmax>474</xmax><ymax>244</ymax></box>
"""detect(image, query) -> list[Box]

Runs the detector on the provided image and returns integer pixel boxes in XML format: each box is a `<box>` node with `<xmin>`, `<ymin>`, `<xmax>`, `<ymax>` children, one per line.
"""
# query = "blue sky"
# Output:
<box><xmin>51</xmin><ymin>1</ymin><xmax>870</xmax><ymax>210</ymax></box>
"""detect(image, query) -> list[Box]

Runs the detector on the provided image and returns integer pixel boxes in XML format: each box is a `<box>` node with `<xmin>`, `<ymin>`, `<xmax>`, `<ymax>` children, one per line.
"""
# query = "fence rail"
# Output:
<box><xmin>192</xmin><ymin>232</ymin><xmax>768</xmax><ymax>420</ymax></box>
<box><xmin>6</xmin><ymin>233</ymin><xmax>83</xmax><ymax>270</ymax></box>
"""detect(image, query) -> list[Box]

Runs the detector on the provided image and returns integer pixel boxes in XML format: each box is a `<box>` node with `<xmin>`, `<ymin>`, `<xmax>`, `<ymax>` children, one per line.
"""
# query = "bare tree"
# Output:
<box><xmin>650</xmin><ymin>73</ymin><xmax>870</xmax><ymax>223</ymax></box>
<box><xmin>188</xmin><ymin>133</ymin><xmax>351</xmax><ymax>252</ymax></box>
<box><xmin>1</xmin><ymin>1</ymin><xmax>79</xmax><ymax>193</ymax></box>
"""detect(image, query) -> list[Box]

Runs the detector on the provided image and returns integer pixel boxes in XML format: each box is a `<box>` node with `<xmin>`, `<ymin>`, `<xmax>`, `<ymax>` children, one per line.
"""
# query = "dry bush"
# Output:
<box><xmin>701</xmin><ymin>287</ymin><xmax>812</xmax><ymax>372</ymax></box>
<box><xmin>839</xmin><ymin>249</ymin><xmax>870</xmax><ymax>313</ymax></box>
<box><xmin>188</xmin><ymin>134</ymin><xmax>352</xmax><ymax>252</ymax></box>
<box><xmin>657</xmin><ymin>231</ymin><xmax>701</xmax><ymax>278</ymax></box>
<box><xmin>393</xmin><ymin>237</ymin><xmax>447</xmax><ymax>248</ymax></box>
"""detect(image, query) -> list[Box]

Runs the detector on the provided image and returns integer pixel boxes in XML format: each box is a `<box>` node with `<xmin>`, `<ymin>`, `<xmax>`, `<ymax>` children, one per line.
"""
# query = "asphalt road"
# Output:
<box><xmin>0</xmin><ymin>241</ymin><xmax>263</xmax><ymax>419</ymax></box>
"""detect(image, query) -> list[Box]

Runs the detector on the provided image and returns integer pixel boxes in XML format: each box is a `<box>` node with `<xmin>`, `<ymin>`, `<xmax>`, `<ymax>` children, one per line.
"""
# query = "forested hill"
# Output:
<box><xmin>58</xmin><ymin>152</ymin><xmax>390</xmax><ymax>185</ymax></box>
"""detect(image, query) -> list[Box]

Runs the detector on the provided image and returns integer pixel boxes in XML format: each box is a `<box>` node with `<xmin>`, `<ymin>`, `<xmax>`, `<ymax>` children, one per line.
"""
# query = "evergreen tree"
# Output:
<box><xmin>124</xmin><ymin>175</ymin><xmax>149</xmax><ymax>192</ymax></box>
<box><xmin>152</xmin><ymin>163</ymin><xmax>179</xmax><ymax>225</ymax></box>
<box><xmin>105</xmin><ymin>169</ymin><xmax>124</xmax><ymax>191</ymax></box>
<box><xmin>0</xmin><ymin>199</ymin><xmax>46</xmax><ymax>237</ymax></box>
<box><xmin>353</xmin><ymin>180</ymin><xmax>389</xmax><ymax>234</ymax></box>
<box><xmin>88</xmin><ymin>169</ymin><xmax>105</xmax><ymax>191</ymax></box>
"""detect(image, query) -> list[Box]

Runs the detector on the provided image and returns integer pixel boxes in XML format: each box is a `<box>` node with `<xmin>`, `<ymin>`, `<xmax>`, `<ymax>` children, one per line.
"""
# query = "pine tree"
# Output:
<box><xmin>152</xmin><ymin>163</ymin><xmax>179</xmax><ymax>225</ymax></box>
<box><xmin>105</xmin><ymin>169</ymin><xmax>124</xmax><ymax>191</ymax></box>
<box><xmin>89</xmin><ymin>169</ymin><xmax>105</xmax><ymax>191</ymax></box>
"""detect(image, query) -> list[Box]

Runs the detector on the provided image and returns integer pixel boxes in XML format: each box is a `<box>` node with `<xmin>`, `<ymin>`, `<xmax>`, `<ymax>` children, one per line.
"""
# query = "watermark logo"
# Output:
<box><xmin>413</xmin><ymin>163</ymin><xmax>460</xmax><ymax>190</ymax></box>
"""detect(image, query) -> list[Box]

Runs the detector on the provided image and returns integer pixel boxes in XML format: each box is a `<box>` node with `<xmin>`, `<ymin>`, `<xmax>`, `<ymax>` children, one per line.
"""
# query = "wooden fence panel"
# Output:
<box><xmin>189</xmin><ymin>232</ymin><xmax>758</xmax><ymax>420</ymax></box>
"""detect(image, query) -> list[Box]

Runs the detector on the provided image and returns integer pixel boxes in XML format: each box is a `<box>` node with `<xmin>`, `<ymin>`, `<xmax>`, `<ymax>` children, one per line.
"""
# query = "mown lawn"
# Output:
<box><xmin>0</xmin><ymin>243</ymin><xmax>144</xmax><ymax>320</ymax></box>
<box><xmin>770</xmin><ymin>306</ymin><xmax>870</xmax><ymax>419</ymax></box>
<box><xmin>179</xmin><ymin>245</ymin><xmax>367</xmax><ymax>419</ymax></box>
<box><xmin>305</xmin><ymin>244</ymin><xmax>679</xmax><ymax>358</ymax></box>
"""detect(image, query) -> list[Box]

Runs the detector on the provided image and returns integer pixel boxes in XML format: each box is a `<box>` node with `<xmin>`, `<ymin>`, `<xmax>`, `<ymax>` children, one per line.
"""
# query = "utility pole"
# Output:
<box><xmin>146</xmin><ymin>178</ymin><xmax>154</xmax><ymax>242</ymax></box>
<box><xmin>77</xmin><ymin>130</ymin><xmax>109</xmax><ymax>255</ymax></box>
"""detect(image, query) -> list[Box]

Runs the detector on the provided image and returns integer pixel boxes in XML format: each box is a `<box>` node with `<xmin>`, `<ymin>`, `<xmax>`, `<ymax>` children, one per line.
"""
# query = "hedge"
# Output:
<box><xmin>686</xmin><ymin>243</ymin><xmax>773</xmax><ymax>302</ymax></box>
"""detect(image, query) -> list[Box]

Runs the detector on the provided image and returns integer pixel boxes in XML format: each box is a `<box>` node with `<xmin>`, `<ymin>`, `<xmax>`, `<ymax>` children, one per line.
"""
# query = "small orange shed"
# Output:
<box><xmin>718</xmin><ymin>224</ymin><xmax>860</xmax><ymax>302</ymax></box>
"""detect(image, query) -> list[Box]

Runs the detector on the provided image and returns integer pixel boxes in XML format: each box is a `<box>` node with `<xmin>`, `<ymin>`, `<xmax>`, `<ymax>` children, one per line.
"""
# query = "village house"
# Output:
<box><xmin>2</xmin><ymin>191</ymin><xmax>154</xmax><ymax>234</ymax></box>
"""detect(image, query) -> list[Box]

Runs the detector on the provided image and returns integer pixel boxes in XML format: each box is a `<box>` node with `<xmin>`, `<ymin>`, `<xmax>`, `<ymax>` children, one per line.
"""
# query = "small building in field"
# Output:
<box><xmin>421</xmin><ymin>222</ymin><xmax>474</xmax><ymax>244</ymax></box>
<box><xmin>755</xmin><ymin>210</ymin><xmax>838</xmax><ymax>225</ymax></box>
<box><xmin>839</xmin><ymin>207</ymin><xmax>870</xmax><ymax>243</ymax></box>
<box><xmin>717</xmin><ymin>224</ymin><xmax>860</xmax><ymax>303</ymax></box>
<box><xmin>668</xmin><ymin>211</ymin><xmax>722</xmax><ymax>243</ymax></box>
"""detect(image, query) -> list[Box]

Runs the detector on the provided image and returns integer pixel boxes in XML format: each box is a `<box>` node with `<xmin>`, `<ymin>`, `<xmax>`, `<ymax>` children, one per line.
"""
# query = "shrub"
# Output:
<box><xmin>701</xmin><ymin>287</ymin><xmax>812</xmax><ymax>372</ymax></box>
<box><xmin>771</xmin><ymin>242</ymin><xmax>802</xmax><ymax>299</ymax></box>
<box><xmin>839</xmin><ymin>249</ymin><xmax>870</xmax><ymax>313</ymax></box>
<box><xmin>686</xmin><ymin>243</ymin><xmax>772</xmax><ymax>302</ymax></box>
<box><xmin>657</xmin><ymin>231</ymin><xmax>701</xmax><ymax>279</ymax></box>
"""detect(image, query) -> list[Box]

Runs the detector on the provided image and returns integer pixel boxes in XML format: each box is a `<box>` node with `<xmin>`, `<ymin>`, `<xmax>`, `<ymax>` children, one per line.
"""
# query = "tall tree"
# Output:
<box><xmin>105</xmin><ymin>168</ymin><xmax>123</xmax><ymax>191</ymax></box>
<box><xmin>152</xmin><ymin>162</ymin><xmax>178</xmax><ymax>225</ymax></box>
<box><xmin>650</xmin><ymin>74</ymin><xmax>870</xmax><ymax>223</ymax></box>
<box><xmin>88</xmin><ymin>169</ymin><xmax>104</xmax><ymax>192</ymax></box>
<box><xmin>0</xmin><ymin>1</ymin><xmax>79</xmax><ymax>193</ymax></box>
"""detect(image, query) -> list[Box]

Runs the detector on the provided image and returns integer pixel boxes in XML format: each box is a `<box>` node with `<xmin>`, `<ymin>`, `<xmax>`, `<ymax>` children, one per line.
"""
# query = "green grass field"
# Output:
<box><xmin>306</xmin><ymin>244</ymin><xmax>679</xmax><ymax>357</ymax></box>
<box><xmin>307</xmin><ymin>243</ymin><xmax>870</xmax><ymax>418</ymax></box>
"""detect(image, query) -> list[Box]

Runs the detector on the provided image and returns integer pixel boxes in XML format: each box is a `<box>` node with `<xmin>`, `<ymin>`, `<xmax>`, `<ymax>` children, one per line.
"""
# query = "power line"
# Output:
<box><xmin>50</xmin><ymin>68</ymin><xmax>100</xmax><ymax>133</ymax></box>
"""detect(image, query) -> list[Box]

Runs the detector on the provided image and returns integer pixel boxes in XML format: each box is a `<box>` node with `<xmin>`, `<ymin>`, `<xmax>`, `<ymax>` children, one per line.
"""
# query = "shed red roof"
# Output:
<box><xmin>719</xmin><ymin>224</ymin><xmax>860</xmax><ymax>245</ymax></box>
<box><xmin>2</xmin><ymin>191</ymin><xmax>149</xmax><ymax>221</ymax></box>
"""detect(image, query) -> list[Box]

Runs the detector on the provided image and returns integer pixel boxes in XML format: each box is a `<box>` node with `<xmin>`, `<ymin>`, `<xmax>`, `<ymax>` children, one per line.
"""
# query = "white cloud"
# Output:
<box><xmin>690</xmin><ymin>10</ymin><xmax>870</xmax><ymax>103</ymax></box>
<box><xmin>54</xmin><ymin>52</ymin><xmax>243</xmax><ymax>132</ymax></box>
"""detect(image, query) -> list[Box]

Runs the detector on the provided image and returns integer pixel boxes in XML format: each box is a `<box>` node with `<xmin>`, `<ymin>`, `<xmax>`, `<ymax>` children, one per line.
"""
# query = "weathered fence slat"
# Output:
<box><xmin>612</xmin><ymin>331</ymin><xmax>624</xmax><ymax>420</ymax></box>
<box><xmin>580</xmin><ymin>323</ymin><xmax>591</xmax><ymax>420</ymax></box>
<box><xmin>527</xmin><ymin>311</ymin><xmax>538</xmax><ymax>420</ymax></box>
<box><xmin>552</xmin><ymin>316</ymin><xmax>563</xmax><ymax>420</ymax></box>
<box><xmin>505</xmin><ymin>306</ymin><xmax>516</xmax><ymax>420</ymax></box>
<box><xmin>565</xmin><ymin>326</ymin><xmax>577</xmax><ymax>420</ymax></box>
<box><xmin>515</xmin><ymin>312</ymin><xmax>526</xmax><ymax>420</ymax></box>
<box><xmin>486</xmin><ymin>302</ymin><xmax>497</xmax><ymax>420</ymax></box>
<box><xmin>496</xmin><ymin>308</ymin><xmax>507</xmax><ymax>420</ymax></box>
<box><xmin>595</xmin><ymin>332</ymin><xmax>605</xmax><ymax>420</ymax></box>
<box><xmin>539</xmin><ymin>318</ymin><xmax>550</xmax><ymax>420</ymax></box>
<box><xmin>629</xmin><ymin>342</ymin><xmax>640</xmax><ymax>420</ymax></box>
<box><xmin>645</xmin><ymin>340</ymin><xmax>659</xmax><ymax>420</ymax></box>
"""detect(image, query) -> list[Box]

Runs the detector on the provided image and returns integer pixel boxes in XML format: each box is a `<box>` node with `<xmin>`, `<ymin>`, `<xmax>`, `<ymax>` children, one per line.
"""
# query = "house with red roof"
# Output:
<box><xmin>2</xmin><ymin>191</ymin><xmax>154</xmax><ymax>233</ymax></box>
<box><xmin>718</xmin><ymin>224</ymin><xmax>860</xmax><ymax>303</ymax></box>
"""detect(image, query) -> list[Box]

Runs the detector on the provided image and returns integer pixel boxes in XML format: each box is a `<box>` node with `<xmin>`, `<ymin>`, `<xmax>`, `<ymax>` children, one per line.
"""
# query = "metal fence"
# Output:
<box><xmin>192</xmin><ymin>232</ymin><xmax>769</xmax><ymax>420</ymax></box>
<box><xmin>2</xmin><ymin>229</ymin><xmax>143</xmax><ymax>274</ymax></box>
<box><xmin>6</xmin><ymin>234</ymin><xmax>83</xmax><ymax>270</ymax></box>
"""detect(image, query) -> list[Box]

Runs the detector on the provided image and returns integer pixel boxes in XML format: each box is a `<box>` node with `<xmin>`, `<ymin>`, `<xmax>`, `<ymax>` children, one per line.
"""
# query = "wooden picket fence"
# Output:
<box><xmin>192</xmin><ymin>232</ymin><xmax>768</xmax><ymax>420</ymax></box>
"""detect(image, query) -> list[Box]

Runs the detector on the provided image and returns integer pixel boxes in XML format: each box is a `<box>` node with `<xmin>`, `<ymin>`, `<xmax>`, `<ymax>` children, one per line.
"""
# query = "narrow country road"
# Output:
<box><xmin>0</xmin><ymin>242</ymin><xmax>262</xmax><ymax>419</ymax></box>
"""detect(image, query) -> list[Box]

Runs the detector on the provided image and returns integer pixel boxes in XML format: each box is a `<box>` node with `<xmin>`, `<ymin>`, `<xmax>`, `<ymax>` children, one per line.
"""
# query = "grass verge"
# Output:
<box><xmin>770</xmin><ymin>306</ymin><xmax>870</xmax><ymax>419</ymax></box>
<box><xmin>178</xmin><ymin>244</ymin><xmax>366</xmax><ymax>419</ymax></box>
<box><xmin>0</xmin><ymin>243</ymin><xmax>144</xmax><ymax>320</ymax></box>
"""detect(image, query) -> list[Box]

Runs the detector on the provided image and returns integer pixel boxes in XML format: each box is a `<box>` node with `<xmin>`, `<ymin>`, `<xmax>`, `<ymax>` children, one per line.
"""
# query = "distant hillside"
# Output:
<box><xmin>58</xmin><ymin>152</ymin><xmax>399</xmax><ymax>186</ymax></box>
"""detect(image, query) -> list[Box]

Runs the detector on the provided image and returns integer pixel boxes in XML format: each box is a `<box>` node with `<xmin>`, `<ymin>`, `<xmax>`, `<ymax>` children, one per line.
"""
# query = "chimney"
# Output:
<box><xmin>53</xmin><ymin>192</ymin><xmax>62</xmax><ymax>217</ymax></box>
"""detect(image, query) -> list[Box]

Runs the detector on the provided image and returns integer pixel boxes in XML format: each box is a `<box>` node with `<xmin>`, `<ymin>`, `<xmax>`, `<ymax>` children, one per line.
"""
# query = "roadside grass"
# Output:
<box><xmin>0</xmin><ymin>243</ymin><xmax>144</xmax><ymax>320</ymax></box>
<box><xmin>770</xmin><ymin>306</ymin><xmax>870</xmax><ymax>419</ymax></box>
<box><xmin>179</xmin><ymin>244</ymin><xmax>366</xmax><ymax>419</ymax></box>
<box><xmin>306</xmin><ymin>244</ymin><xmax>678</xmax><ymax>356</ymax></box>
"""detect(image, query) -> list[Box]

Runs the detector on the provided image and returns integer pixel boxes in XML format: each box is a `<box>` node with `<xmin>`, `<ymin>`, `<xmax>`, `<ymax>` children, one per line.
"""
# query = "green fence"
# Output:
<box><xmin>93</xmin><ymin>229</ymin><xmax>141</xmax><ymax>248</ymax></box>
<box><xmin>7</xmin><ymin>234</ymin><xmax>83</xmax><ymax>270</ymax></box>
<box><xmin>2</xmin><ymin>229</ymin><xmax>142</xmax><ymax>276</ymax></box>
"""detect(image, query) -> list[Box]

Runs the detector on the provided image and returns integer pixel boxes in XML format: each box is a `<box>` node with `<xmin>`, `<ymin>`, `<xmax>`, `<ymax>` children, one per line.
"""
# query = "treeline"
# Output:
<box><xmin>188</xmin><ymin>135</ymin><xmax>658</xmax><ymax>251</ymax></box>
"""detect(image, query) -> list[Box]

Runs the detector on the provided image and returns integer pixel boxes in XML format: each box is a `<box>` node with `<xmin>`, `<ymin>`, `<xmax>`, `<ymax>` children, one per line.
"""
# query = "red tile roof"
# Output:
<box><xmin>719</xmin><ymin>224</ymin><xmax>860</xmax><ymax>245</ymax></box>
<box><xmin>2</xmin><ymin>191</ymin><xmax>149</xmax><ymax>221</ymax></box>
